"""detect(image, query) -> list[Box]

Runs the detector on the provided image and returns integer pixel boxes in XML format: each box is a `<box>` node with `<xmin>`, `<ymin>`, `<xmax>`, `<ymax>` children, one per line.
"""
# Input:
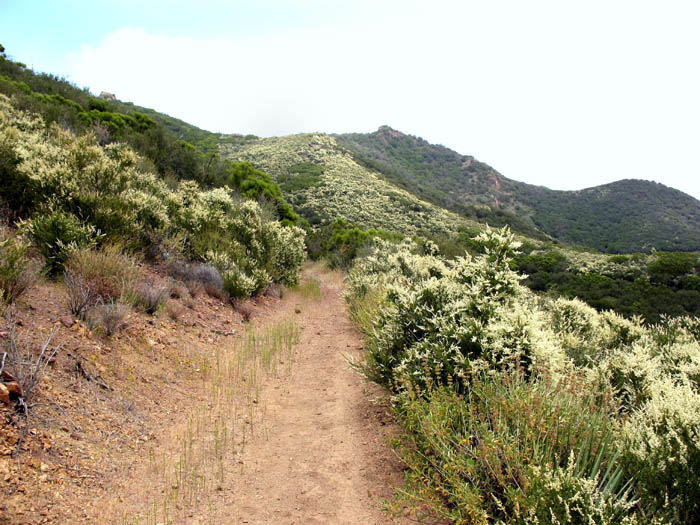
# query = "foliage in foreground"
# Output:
<box><xmin>0</xmin><ymin>47</ymin><xmax>302</xmax><ymax>228</ymax></box>
<box><xmin>346</xmin><ymin>228</ymin><xmax>700</xmax><ymax>523</ymax></box>
<box><xmin>0</xmin><ymin>94</ymin><xmax>306</xmax><ymax>295</ymax></box>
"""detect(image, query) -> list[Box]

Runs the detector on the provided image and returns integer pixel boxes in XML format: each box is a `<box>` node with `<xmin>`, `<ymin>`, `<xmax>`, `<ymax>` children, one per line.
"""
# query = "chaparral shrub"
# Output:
<box><xmin>346</xmin><ymin>226</ymin><xmax>700</xmax><ymax>523</ymax></box>
<box><xmin>0</xmin><ymin>94</ymin><xmax>306</xmax><ymax>297</ymax></box>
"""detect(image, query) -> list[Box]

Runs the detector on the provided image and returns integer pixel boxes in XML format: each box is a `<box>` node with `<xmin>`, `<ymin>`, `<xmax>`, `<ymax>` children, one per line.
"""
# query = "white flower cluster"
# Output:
<box><xmin>348</xmin><ymin>225</ymin><xmax>700</xmax><ymax>515</ymax></box>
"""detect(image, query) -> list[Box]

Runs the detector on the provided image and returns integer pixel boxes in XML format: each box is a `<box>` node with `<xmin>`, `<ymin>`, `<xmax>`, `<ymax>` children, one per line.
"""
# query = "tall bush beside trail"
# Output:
<box><xmin>350</xmin><ymin>228</ymin><xmax>541</xmax><ymax>392</ymax></box>
<box><xmin>346</xmin><ymin>226</ymin><xmax>700</xmax><ymax>522</ymax></box>
<box><xmin>0</xmin><ymin>94</ymin><xmax>307</xmax><ymax>294</ymax></box>
<box><xmin>266</xmin><ymin>222</ymin><xmax>306</xmax><ymax>286</ymax></box>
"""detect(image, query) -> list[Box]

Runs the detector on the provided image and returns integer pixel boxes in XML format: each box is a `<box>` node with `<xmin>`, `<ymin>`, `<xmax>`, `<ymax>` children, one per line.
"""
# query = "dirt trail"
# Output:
<box><xmin>0</xmin><ymin>263</ymin><xmax>407</xmax><ymax>524</ymax></box>
<box><xmin>199</xmin><ymin>266</ymin><xmax>407</xmax><ymax>524</ymax></box>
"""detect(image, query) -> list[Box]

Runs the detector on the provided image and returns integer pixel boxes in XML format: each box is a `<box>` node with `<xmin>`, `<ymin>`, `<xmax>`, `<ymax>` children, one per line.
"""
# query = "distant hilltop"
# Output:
<box><xmin>377</xmin><ymin>125</ymin><xmax>404</xmax><ymax>138</ymax></box>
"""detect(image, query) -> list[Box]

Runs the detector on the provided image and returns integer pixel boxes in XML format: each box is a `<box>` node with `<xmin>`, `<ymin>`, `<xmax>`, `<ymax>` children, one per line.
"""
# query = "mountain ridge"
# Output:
<box><xmin>334</xmin><ymin>126</ymin><xmax>700</xmax><ymax>252</ymax></box>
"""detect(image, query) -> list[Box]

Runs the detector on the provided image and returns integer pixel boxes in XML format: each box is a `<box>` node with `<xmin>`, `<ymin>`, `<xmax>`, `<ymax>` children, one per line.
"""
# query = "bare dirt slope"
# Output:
<box><xmin>212</xmin><ymin>267</ymin><xmax>407</xmax><ymax>524</ymax></box>
<box><xmin>0</xmin><ymin>264</ymin><xmax>407</xmax><ymax>524</ymax></box>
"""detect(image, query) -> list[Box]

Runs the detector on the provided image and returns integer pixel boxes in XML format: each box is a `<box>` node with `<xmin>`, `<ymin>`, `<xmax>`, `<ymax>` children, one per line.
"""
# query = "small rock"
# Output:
<box><xmin>60</xmin><ymin>315</ymin><xmax>75</xmax><ymax>328</ymax></box>
<box><xmin>0</xmin><ymin>383</ymin><xmax>9</xmax><ymax>405</ymax></box>
<box><xmin>4</xmin><ymin>381</ymin><xmax>22</xmax><ymax>399</ymax></box>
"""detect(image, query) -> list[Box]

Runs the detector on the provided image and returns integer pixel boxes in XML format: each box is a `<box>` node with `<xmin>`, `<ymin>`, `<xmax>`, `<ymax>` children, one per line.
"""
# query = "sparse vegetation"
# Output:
<box><xmin>1</xmin><ymin>311</ymin><xmax>60</xmax><ymax>413</ymax></box>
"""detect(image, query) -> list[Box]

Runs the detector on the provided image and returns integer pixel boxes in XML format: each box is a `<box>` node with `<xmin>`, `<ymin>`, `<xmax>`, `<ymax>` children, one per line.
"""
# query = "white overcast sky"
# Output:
<box><xmin>5</xmin><ymin>1</ymin><xmax>699</xmax><ymax>199</ymax></box>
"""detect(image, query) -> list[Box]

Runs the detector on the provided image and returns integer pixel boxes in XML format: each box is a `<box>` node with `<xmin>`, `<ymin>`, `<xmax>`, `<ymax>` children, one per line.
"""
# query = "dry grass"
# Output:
<box><xmin>0</xmin><ymin>233</ymin><xmax>42</xmax><ymax>309</ymax></box>
<box><xmin>63</xmin><ymin>245</ymin><xmax>141</xmax><ymax>318</ymax></box>
<box><xmin>164</xmin><ymin>300</ymin><xmax>183</xmax><ymax>322</ymax></box>
<box><xmin>87</xmin><ymin>302</ymin><xmax>129</xmax><ymax>337</ymax></box>
<box><xmin>134</xmin><ymin>282</ymin><xmax>170</xmax><ymax>315</ymax></box>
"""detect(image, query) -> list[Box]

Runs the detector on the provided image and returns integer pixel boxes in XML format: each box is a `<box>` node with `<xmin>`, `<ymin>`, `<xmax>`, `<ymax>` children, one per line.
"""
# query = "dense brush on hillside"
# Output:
<box><xmin>426</xmin><ymin>229</ymin><xmax>700</xmax><ymax>322</ymax></box>
<box><xmin>346</xmin><ymin>228</ymin><xmax>700</xmax><ymax>523</ymax></box>
<box><xmin>219</xmin><ymin>133</ymin><xmax>471</xmax><ymax>235</ymax></box>
<box><xmin>336</xmin><ymin>126</ymin><xmax>700</xmax><ymax>253</ymax></box>
<box><xmin>0</xmin><ymin>94</ymin><xmax>306</xmax><ymax>305</ymax></box>
<box><xmin>0</xmin><ymin>48</ymin><xmax>301</xmax><ymax>227</ymax></box>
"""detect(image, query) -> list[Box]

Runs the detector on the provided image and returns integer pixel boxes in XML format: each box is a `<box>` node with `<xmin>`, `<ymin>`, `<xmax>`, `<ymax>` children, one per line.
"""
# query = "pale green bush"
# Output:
<box><xmin>0</xmin><ymin>94</ymin><xmax>306</xmax><ymax>298</ymax></box>
<box><xmin>346</xmin><ymin>225</ymin><xmax>700</xmax><ymax>522</ymax></box>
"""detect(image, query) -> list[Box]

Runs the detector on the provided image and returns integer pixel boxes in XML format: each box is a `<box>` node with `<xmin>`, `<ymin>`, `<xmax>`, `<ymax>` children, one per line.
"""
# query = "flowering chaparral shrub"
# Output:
<box><xmin>347</xmin><ymin>226</ymin><xmax>700</xmax><ymax>523</ymax></box>
<box><xmin>0</xmin><ymin>94</ymin><xmax>306</xmax><ymax>296</ymax></box>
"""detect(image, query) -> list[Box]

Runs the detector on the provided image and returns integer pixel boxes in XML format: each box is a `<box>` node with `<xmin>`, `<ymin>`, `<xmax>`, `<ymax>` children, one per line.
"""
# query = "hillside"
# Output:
<box><xmin>219</xmin><ymin>133</ymin><xmax>471</xmax><ymax>236</ymax></box>
<box><xmin>335</xmin><ymin>126</ymin><xmax>700</xmax><ymax>253</ymax></box>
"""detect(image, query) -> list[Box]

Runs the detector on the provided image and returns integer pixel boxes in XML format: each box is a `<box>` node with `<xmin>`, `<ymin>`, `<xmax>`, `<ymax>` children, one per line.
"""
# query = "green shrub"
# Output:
<box><xmin>21</xmin><ymin>209</ymin><xmax>100</xmax><ymax>276</ymax></box>
<box><xmin>0</xmin><ymin>232</ymin><xmax>41</xmax><ymax>306</ymax></box>
<box><xmin>0</xmin><ymin>97</ymin><xmax>306</xmax><ymax>299</ymax></box>
<box><xmin>393</xmin><ymin>376</ymin><xmax>631</xmax><ymax>524</ymax></box>
<box><xmin>347</xmin><ymin>226</ymin><xmax>700</xmax><ymax>521</ymax></box>
<box><xmin>349</xmin><ymin>228</ymin><xmax>526</xmax><ymax>391</ymax></box>
<box><xmin>648</xmin><ymin>252</ymin><xmax>698</xmax><ymax>283</ymax></box>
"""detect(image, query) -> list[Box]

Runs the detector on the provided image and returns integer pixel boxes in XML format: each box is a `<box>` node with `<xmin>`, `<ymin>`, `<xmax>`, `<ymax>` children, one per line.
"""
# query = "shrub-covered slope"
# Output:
<box><xmin>346</xmin><ymin>229</ymin><xmax>700</xmax><ymax>522</ymax></box>
<box><xmin>0</xmin><ymin>47</ymin><xmax>300</xmax><ymax>226</ymax></box>
<box><xmin>533</xmin><ymin>179</ymin><xmax>700</xmax><ymax>252</ymax></box>
<box><xmin>219</xmin><ymin>133</ymin><xmax>471</xmax><ymax>236</ymax></box>
<box><xmin>335</xmin><ymin>126</ymin><xmax>700</xmax><ymax>253</ymax></box>
<box><xmin>0</xmin><ymin>94</ymin><xmax>306</xmax><ymax>298</ymax></box>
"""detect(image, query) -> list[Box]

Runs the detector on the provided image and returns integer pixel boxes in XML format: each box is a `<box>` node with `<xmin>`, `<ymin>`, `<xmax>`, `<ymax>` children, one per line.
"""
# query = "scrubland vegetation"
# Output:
<box><xmin>336</xmin><ymin>126</ymin><xmax>700</xmax><ymax>253</ymax></box>
<box><xmin>220</xmin><ymin>133</ymin><xmax>469</xmax><ymax>235</ymax></box>
<box><xmin>0</xmin><ymin>46</ymin><xmax>307</xmax><ymax>328</ymax></box>
<box><xmin>428</xmin><ymin>228</ymin><xmax>700</xmax><ymax>323</ymax></box>
<box><xmin>2</xmin><ymin>43</ymin><xmax>700</xmax><ymax>524</ymax></box>
<box><xmin>346</xmin><ymin>228</ymin><xmax>700</xmax><ymax>523</ymax></box>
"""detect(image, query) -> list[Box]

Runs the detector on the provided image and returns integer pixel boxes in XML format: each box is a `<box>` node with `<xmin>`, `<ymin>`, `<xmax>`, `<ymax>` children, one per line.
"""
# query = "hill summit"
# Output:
<box><xmin>335</xmin><ymin>127</ymin><xmax>700</xmax><ymax>252</ymax></box>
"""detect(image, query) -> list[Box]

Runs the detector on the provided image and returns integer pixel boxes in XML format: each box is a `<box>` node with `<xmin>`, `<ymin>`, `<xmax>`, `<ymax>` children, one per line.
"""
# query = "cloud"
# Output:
<box><xmin>64</xmin><ymin>2</ymin><xmax>700</xmax><ymax>200</ymax></box>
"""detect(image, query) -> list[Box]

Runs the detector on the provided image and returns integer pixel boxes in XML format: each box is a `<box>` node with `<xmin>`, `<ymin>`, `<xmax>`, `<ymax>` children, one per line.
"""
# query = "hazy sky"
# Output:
<box><xmin>2</xmin><ymin>0</ymin><xmax>699</xmax><ymax>199</ymax></box>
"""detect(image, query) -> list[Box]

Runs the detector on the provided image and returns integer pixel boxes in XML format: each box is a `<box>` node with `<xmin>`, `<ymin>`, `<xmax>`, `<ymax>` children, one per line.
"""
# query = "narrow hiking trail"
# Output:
<box><xmin>211</xmin><ymin>266</ymin><xmax>408</xmax><ymax>524</ymax></box>
<box><xmin>93</xmin><ymin>264</ymin><xmax>410</xmax><ymax>524</ymax></box>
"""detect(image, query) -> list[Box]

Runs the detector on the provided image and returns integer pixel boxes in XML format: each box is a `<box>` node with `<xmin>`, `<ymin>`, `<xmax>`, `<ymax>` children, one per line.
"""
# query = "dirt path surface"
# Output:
<box><xmin>0</xmin><ymin>263</ymin><xmax>407</xmax><ymax>524</ymax></box>
<box><xmin>210</xmin><ymin>267</ymin><xmax>407</xmax><ymax>524</ymax></box>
